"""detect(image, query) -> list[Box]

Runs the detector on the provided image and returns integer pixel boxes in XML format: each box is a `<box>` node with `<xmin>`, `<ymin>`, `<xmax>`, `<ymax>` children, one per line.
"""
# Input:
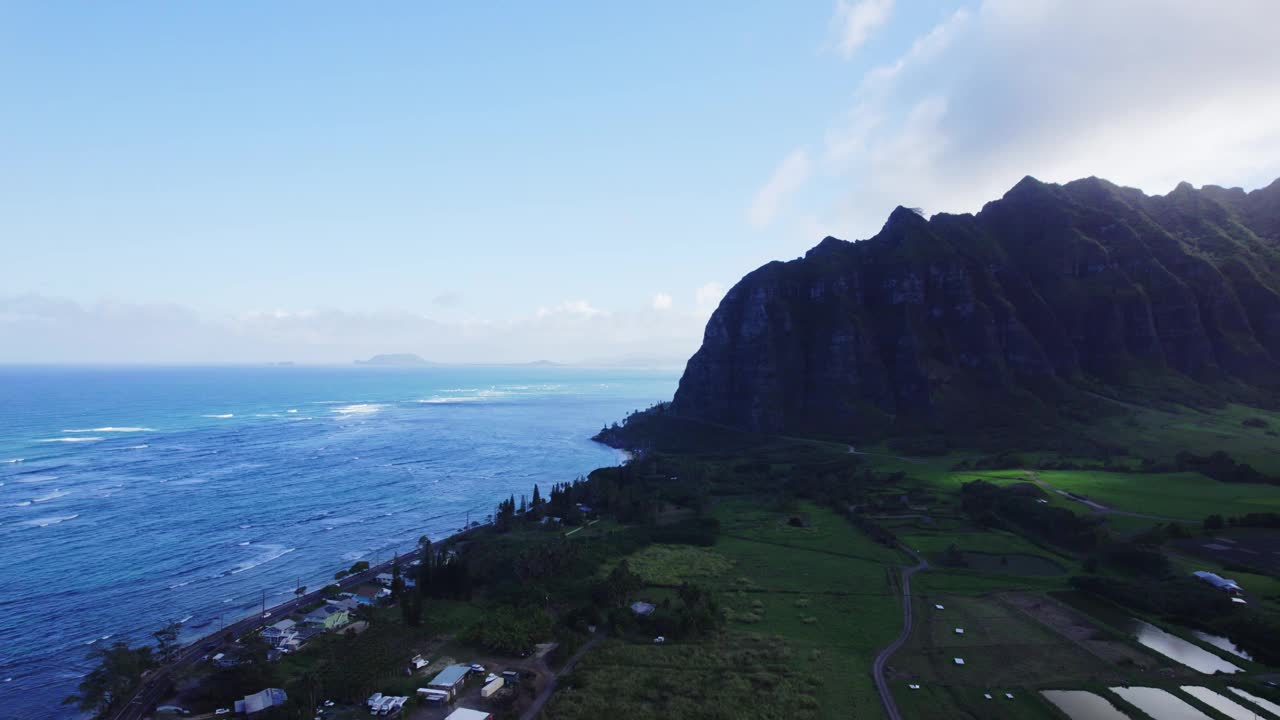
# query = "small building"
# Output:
<box><xmin>408</xmin><ymin>654</ymin><xmax>431</xmax><ymax>673</ymax></box>
<box><xmin>262</xmin><ymin>619</ymin><xmax>297</xmax><ymax>647</ymax></box>
<box><xmin>1193</xmin><ymin>570</ymin><xmax>1243</xmax><ymax>595</ymax></box>
<box><xmin>304</xmin><ymin>604</ymin><xmax>350</xmax><ymax>630</ymax></box>
<box><xmin>444</xmin><ymin>709</ymin><xmax>493</xmax><ymax>720</ymax></box>
<box><xmin>375</xmin><ymin>572</ymin><xmax>395</xmax><ymax>587</ymax></box>
<box><xmin>630</xmin><ymin>601</ymin><xmax>656</xmax><ymax>617</ymax></box>
<box><xmin>354</xmin><ymin>584</ymin><xmax>386</xmax><ymax>605</ymax></box>
<box><xmin>235</xmin><ymin>688</ymin><xmax>287</xmax><ymax>715</ymax></box>
<box><xmin>326</xmin><ymin>597</ymin><xmax>361</xmax><ymax>613</ymax></box>
<box><xmin>953</xmin><ymin>658</ymin><xmax>965</xmax><ymax>666</ymax></box>
<box><xmin>427</xmin><ymin>664</ymin><xmax>472</xmax><ymax>699</ymax></box>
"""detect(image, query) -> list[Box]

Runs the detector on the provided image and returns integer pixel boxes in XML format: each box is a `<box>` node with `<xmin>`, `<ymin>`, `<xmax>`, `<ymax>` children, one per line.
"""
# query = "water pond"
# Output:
<box><xmin>1131</xmin><ymin>620</ymin><xmax>1242</xmax><ymax>674</ymax></box>
<box><xmin>1228</xmin><ymin>687</ymin><xmax>1280</xmax><ymax>717</ymax></box>
<box><xmin>1181</xmin><ymin>686</ymin><xmax>1267</xmax><ymax>720</ymax></box>
<box><xmin>1041</xmin><ymin>690</ymin><xmax>1131</xmax><ymax>720</ymax></box>
<box><xmin>1109</xmin><ymin>687</ymin><xmax>1213</xmax><ymax>720</ymax></box>
<box><xmin>1190</xmin><ymin>631</ymin><xmax>1253</xmax><ymax>661</ymax></box>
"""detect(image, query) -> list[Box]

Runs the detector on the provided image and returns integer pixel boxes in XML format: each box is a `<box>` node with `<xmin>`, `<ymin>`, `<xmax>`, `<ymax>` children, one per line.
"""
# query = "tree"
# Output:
<box><xmin>1204</xmin><ymin>514</ymin><xmax>1226</xmax><ymax>532</ymax></box>
<box><xmin>64</xmin><ymin>642</ymin><xmax>155</xmax><ymax>715</ymax></box>
<box><xmin>152</xmin><ymin>622</ymin><xmax>180</xmax><ymax>665</ymax></box>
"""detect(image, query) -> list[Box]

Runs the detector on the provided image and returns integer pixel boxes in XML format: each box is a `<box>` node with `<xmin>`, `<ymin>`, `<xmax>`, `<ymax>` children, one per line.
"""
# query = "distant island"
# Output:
<box><xmin>355</xmin><ymin>353</ymin><xmax>433</xmax><ymax>366</ymax></box>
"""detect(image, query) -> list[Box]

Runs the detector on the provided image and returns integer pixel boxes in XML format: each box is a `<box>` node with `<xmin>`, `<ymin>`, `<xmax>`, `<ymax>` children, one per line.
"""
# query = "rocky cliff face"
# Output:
<box><xmin>672</xmin><ymin>176</ymin><xmax>1280</xmax><ymax>439</ymax></box>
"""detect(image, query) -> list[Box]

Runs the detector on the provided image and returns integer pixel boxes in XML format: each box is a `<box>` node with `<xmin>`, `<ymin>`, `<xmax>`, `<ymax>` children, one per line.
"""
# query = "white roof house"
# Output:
<box><xmin>1193</xmin><ymin>570</ymin><xmax>1243</xmax><ymax>593</ymax></box>
<box><xmin>235</xmin><ymin>688</ymin><xmax>287</xmax><ymax>714</ymax></box>
<box><xmin>444</xmin><ymin>709</ymin><xmax>493</xmax><ymax>720</ymax></box>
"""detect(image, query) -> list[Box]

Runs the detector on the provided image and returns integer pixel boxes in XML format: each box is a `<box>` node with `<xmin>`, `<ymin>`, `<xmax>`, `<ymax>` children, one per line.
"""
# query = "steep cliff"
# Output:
<box><xmin>672</xmin><ymin>176</ymin><xmax>1280</xmax><ymax>442</ymax></box>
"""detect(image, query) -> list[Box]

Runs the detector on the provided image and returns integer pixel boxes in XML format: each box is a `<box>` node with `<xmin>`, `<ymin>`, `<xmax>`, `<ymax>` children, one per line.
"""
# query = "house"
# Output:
<box><xmin>304</xmin><ymin>604</ymin><xmax>350</xmax><ymax>631</ymax></box>
<box><xmin>261</xmin><ymin>619</ymin><xmax>297</xmax><ymax>648</ymax></box>
<box><xmin>444</xmin><ymin>709</ymin><xmax>493</xmax><ymax>720</ymax></box>
<box><xmin>375</xmin><ymin>572</ymin><xmax>396</xmax><ymax>587</ymax></box>
<box><xmin>234</xmin><ymin>688</ymin><xmax>287</xmax><ymax>715</ymax></box>
<box><xmin>427</xmin><ymin>664</ymin><xmax>472</xmax><ymax>699</ymax></box>
<box><xmin>326</xmin><ymin>597</ymin><xmax>361</xmax><ymax>613</ymax></box>
<box><xmin>354</xmin><ymin>584</ymin><xmax>388</xmax><ymax>605</ymax></box>
<box><xmin>408</xmin><ymin>654</ymin><xmax>431</xmax><ymax>673</ymax></box>
<box><xmin>1193</xmin><ymin>570</ymin><xmax>1243</xmax><ymax>595</ymax></box>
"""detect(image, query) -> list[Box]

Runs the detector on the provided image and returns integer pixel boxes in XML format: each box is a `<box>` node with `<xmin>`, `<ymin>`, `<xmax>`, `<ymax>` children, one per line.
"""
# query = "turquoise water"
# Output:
<box><xmin>0</xmin><ymin>365</ymin><xmax>675</xmax><ymax>719</ymax></box>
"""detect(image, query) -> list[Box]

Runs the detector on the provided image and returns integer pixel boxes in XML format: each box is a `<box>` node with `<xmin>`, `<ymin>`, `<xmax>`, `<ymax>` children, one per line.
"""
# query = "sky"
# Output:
<box><xmin>2</xmin><ymin>0</ymin><xmax>1279</xmax><ymax>365</ymax></box>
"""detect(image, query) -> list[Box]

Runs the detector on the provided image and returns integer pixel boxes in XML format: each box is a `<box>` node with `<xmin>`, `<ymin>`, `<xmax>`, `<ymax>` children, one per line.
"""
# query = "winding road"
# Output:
<box><xmin>871</xmin><ymin>548</ymin><xmax>929</xmax><ymax>720</ymax></box>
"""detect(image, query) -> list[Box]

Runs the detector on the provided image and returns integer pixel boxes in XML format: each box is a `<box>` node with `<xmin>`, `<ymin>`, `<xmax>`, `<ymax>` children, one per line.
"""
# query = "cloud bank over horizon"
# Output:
<box><xmin>0</xmin><ymin>291</ymin><xmax>719</xmax><ymax>366</ymax></box>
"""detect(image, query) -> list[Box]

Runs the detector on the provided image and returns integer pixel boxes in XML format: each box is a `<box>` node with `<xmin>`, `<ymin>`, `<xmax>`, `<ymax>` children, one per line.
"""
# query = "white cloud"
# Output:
<box><xmin>695</xmin><ymin>282</ymin><xmax>726</xmax><ymax>312</ymax></box>
<box><xmin>803</xmin><ymin>0</ymin><xmax>1280</xmax><ymax>242</ymax></box>
<box><xmin>535</xmin><ymin>300</ymin><xmax>604</xmax><ymax>319</ymax></box>
<box><xmin>748</xmin><ymin>148</ymin><xmax>813</xmax><ymax>228</ymax></box>
<box><xmin>0</xmin><ymin>291</ymin><xmax>720</xmax><ymax>366</ymax></box>
<box><xmin>831</xmin><ymin>0</ymin><xmax>895</xmax><ymax>58</ymax></box>
<box><xmin>652</xmin><ymin>293</ymin><xmax>673</xmax><ymax>311</ymax></box>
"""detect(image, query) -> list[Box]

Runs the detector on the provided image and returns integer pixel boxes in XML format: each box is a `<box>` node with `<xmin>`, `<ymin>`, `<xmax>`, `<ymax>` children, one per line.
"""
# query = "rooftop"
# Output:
<box><xmin>444</xmin><ymin>709</ymin><xmax>492</xmax><ymax>720</ymax></box>
<box><xmin>429</xmin><ymin>664</ymin><xmax>472</xmax><ymax>688</ymax></box>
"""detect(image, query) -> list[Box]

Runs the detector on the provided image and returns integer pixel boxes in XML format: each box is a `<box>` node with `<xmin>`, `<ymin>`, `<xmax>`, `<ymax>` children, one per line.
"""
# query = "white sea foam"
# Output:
<box><xmin>177</xmin><ymin>614</ymin><xmax>193</xmax><ymax>624</ymax></box>
<box><xmin>169</xmin><ymin>579</ymin><xmax>193</xmax><ymax>589</ymax></box>
<box><xmin>3</xmin><ymin>458</ymin><xmax>22</xmax><ymax>464</ymax></box>
<box><xmin>202</xmin><ymin>414</ymin><xmax>234</xmax><ymax>419</ymax></box>
<box><xmin>227</xmin><ymin>546</ymin><xmax>295</xmax><ymax>575</ymax></box>
<box><xmin>286</xmin><ymin>409</ymin><xmax>298</xmax><ymax>413</ymax></box>
<box><xmin>332</xmin><ymin>403</ymin><xmax>382</xmax><ymax>415</ymax></box>
<box><xmin>238</xmin><ymin>541</ymin><xmax>251</xmax><ymax>546</ymax></box>
<box><xmin>24</xmin><ymin>513</ymin><xmax>78</xmax><ymax>527</ymax></box>
<box><xmin>16</xmin><ymin>475</ymin><xmax>58</xmax><ymax>483</ymax></box>
<box><xmin>63</xmin><ymin>427</ymin><xmax>154</xmax><ymax>433</ymax></box>
<box><xmin>122</xmin><ymin>444</ymin><xmax>149</xmax><ymax>450</ymax></box>
<box><xmin>11</xmin><ymin>501</ymin><xmax>31</xmax><ymax>507</ymax></box>
<box><xmin>37</xmin><ymin>437</ymin><xmax>103</xmax><ymax>443</ymax></box>
<box><xmin>33</xmin><ymin>490</ymin><xmax>70</xmax><ymax>503</ymax></box>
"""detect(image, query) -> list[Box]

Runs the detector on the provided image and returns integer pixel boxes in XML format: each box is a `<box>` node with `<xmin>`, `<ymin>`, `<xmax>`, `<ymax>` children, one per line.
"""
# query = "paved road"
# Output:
<box><xmin>518</xmin><ymin>632</ymin><xmax>604</xmax><ymax>720</ymax></box>
<box><xmin>1024</xmin><ymin>471</ymin><xmax>1184</xmax><ymax>522</ymax></box>
<box><xmin>109</xmin><ymin>546</ymin><xmax>433</xmax><ymax>720</ymax></box>
<box><xmin>871</xmin><ymin>549</ymin><xmax>928</xmax><ymax>720</ymax></box>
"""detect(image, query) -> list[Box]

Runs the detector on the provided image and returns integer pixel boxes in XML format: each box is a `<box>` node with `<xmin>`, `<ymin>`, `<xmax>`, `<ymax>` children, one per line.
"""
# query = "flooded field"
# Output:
<box><xmin>1181</xmin><ymin>686</ymin><xmax>1267</xmax><ymax>720</ymax></box>
<box><xmin>1228</xmin><ymin>687</ymin><xmax>1280</xmax><ymax>716</ymax></box>
<box><xmin>1109</xmin><ymin>687</ymin><xmax>1213</xmax><ymax>720</ymax></box>
<box><xmin>1041</xmin><ymin>690</ymin><xmax>1131</xmax><ymax>720</ymax></box>
<box><xmin>1189</xmin><ymin>631</ymin><xmax>1254</xmax><ymax>661</ymax></box>
<box><xmin>1131</xmin><ymin>620</ymin><xmax>1242</xmax><ymax>674</ymax></box>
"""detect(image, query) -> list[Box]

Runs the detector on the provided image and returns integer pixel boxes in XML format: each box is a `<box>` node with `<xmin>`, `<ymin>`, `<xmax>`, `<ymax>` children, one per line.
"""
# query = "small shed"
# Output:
<box><xmin>481</xmin><ymin>677</ymin><xmax>504</xmax><ymax>698</ymax></box>
<box><xmin>630</xmin><ymin>601</ymin><xmax>656</xmax><ymax>616</ymax></box>
<box><xmin>444</xmin><ymin>709</ymin><xmax>493</xmax><ymax>720</ymax></box>
<box><xmin>428</xmin><ymin>664</ymin><xmax>472</xmax><ymax>698</ymax></box>
<box><xmin>953</xmin><ymin>658</ymin><xmax>965</xmax><ymax>666</ymax></box>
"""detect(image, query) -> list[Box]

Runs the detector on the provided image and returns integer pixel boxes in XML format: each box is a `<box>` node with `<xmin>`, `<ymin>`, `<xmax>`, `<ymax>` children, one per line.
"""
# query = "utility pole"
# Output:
<box><xmin>261</xmin><ymin>589</ymin><xmax>266</xmax><ymax>618</ymax></box>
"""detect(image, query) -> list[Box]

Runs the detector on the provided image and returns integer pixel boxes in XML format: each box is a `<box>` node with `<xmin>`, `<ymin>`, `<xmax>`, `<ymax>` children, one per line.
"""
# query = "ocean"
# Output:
<box><xmin>0</xmin><ymin>365</ymin><xmax>676</xmax><ymax>719</ymax></box>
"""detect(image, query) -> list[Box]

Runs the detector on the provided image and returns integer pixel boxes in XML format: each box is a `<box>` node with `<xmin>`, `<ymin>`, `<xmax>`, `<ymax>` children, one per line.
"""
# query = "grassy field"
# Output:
<box><xmin>545</xmin><ymin>635</ymin><xmax>828</xmax><ymax>720</ymax></box>
<box><xmin>563</xmin><ymin>499</ymin><xmax>907</xmax><ymax>718</ymax></box>
<box><xmin>1087</xmin><ymin>402</ymin><xmax>1280</xmax><ymax>475</ymax></box>
<box><xmin>1030</xmin><ymin>469</ymin><xmax>1280</xmax><ymax>521</ymax></box>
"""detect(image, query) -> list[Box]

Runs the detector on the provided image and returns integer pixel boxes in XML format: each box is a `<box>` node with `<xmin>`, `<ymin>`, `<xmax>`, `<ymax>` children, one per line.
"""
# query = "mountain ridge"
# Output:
<box><xmin>669</xmin><ymin>175</ymin><xmax>1280</xmax><ymax>447</ymax></box>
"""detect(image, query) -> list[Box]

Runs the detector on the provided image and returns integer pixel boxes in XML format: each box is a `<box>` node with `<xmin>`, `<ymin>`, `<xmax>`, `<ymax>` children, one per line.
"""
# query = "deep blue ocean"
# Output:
<box><xmin>0</xmin><ymin>365</ymin><xmax>676</xmax><ymax>719</ymax></box>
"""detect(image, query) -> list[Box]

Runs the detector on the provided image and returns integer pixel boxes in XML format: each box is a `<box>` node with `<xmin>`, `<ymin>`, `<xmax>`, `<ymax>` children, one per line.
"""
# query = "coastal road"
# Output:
<box><xmin>871</xmin><ymin>548</ymin><xmax>928</xmax><ymax>720</ymax></box>
<box><xmin>518</xmin><ymin>632</ymin><xmax>604</xmax><ymax>720</ymax></box>
<box><xmin>107</xmin><ymin>539</ymin><xmax>451</xmax><ymax>720</ymax></box>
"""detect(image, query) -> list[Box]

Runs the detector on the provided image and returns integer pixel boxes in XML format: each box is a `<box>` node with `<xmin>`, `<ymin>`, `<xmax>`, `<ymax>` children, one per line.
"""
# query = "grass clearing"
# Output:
<box><xmin>612</xmin><ymin>544</ymin><xmax>736</xmax><ymax>585</ymax></box>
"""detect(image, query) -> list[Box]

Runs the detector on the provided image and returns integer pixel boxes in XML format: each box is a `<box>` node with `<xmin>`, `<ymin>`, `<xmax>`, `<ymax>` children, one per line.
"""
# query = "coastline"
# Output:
<box><xmin>110</xmin><ymin>442</ymin><xmax>630</xmax><ymax>720</ymax></box>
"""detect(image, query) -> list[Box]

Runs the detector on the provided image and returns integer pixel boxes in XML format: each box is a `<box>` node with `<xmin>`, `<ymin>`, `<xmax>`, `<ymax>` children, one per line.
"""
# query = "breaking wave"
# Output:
<box><xmin>63</xmin><ymin>427</ymin><xmax>154</xmax><ymax>433</ymax></box>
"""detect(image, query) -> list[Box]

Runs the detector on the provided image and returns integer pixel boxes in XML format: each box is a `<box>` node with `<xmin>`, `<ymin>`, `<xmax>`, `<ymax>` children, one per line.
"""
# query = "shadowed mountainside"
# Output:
<box><xmin>671</xmin><ymin>176</ymin><xmax>1280</xmax><ymax>446</ymax></box>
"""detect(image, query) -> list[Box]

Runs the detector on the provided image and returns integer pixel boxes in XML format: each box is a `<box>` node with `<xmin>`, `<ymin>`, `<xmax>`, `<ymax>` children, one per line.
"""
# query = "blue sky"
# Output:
<box><xmin>3</xmin><ymin>1</ymin><xmax>1278</xmax><ymax>364</ymax></box>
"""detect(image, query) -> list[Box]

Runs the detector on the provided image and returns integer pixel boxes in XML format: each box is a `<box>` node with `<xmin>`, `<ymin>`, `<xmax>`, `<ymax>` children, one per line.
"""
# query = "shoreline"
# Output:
<box><xmin>110</xmin><ymin>442</ymin><xmax>630</xmax><ymax>720</ymax></box>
